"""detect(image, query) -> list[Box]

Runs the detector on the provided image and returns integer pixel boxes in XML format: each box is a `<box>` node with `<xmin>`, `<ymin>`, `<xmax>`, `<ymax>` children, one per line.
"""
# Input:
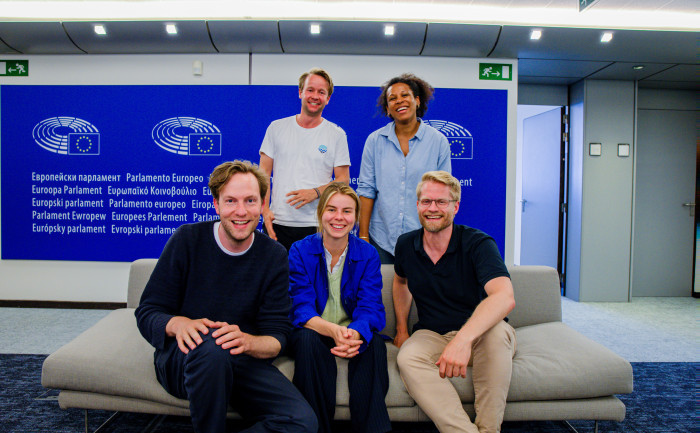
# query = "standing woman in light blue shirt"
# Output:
<box><xmin>357</xmin><ymin>73</ymin><xmax>452</xmax><ymax>263</ymax></box>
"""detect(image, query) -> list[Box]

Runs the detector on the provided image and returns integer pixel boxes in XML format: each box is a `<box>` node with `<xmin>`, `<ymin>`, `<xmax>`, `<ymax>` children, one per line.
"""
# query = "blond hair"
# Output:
<box><xmin>316</xmin><ymin>182</ymin><xmax>360</xmax><ymax>233</ymax></box>
<box><xmin>416</xmin><ymin>171</ymin><xmax>461</xmax><ymax>201</ymax></box>
<box><xmin>298</xmin><ymin>68</ymin><xmax>334</xmax><ymax>97</ymax></box>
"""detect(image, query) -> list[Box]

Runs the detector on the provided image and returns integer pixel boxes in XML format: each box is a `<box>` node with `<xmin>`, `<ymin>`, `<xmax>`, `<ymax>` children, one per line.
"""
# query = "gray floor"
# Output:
<box><xmin>1</xmin><ymin>296</ymin><xmax>698</xmax><ymax>361</ymax></box>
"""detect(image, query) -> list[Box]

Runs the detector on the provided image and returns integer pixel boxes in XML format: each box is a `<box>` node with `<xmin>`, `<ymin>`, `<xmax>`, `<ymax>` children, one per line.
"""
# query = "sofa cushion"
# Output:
<box><xmin>443</xmin><ymin>322</ymin><xmax>633</xmax><ymax>403</ymax></box>
<box><xmin>508</xmin><ymin>322</ymin><xmax>633</xmax><ymax>400</ymax></box>
<box><xmin>507</xmin><ymin>266</ymin><xmax>562</xmax><ymax>328</ymax></box>
<box><xmin>42</xmin><ymin>309</ymin><xmax>186</xmax><ymax>408</ymax></box>
<box><xmin>42</xmin><ymin>309</ymin><xmax>416</xmax><ymax>410</ymax></box>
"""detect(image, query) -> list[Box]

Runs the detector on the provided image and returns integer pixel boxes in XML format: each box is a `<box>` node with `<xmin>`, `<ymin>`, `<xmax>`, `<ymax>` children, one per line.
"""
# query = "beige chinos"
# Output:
<box><xmin>397</xmin><ymin>320</ymin><xmax>516</xmax><ymax>433</ymax></box>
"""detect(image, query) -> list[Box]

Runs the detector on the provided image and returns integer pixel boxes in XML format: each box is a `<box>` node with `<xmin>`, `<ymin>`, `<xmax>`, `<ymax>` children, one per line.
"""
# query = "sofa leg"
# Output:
<box><xmin>83</xmin><ymin>410</ymin><xmax>166</xmax><ymax>433</ymax></box>
<box><xmin>84</xmin><ymin>410</ymin><xmax>120</xmax><ymax>433</ymax></box>
<box><xmin>563</xmin><ymin>420</ymin><xmax>599</xmax><ymax>433</ymax></box>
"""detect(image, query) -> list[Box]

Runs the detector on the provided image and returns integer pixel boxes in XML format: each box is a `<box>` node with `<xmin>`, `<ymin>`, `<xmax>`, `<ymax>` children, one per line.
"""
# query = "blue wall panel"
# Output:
<box><xmin>2</xmin><ymin>85</ymin><xmax>507</xmax><ymax>261</ymax></box>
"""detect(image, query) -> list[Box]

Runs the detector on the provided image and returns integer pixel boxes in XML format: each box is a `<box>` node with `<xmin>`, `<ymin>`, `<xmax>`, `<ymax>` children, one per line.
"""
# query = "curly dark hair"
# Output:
<box><xmin>377</xmin><ymin>73</ymin><xmax>435</xmax><ymax>118</ymax></box>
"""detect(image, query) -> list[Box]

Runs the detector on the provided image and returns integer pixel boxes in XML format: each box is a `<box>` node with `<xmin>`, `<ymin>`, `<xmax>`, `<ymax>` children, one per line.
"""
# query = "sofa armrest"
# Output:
<box><xmin>379</xmin><ymin>264</ymin><xmax>418</xmax><ymax>338</ymax></box>
<box><xmin>127</xmin><ymin>258</ymin><xmax>158</xmax><ymax>308</ymax></box>
<box><xmin>507</xmin><ymin>266</ymin><xmax>562</xmax><ymax>328</ymax></box>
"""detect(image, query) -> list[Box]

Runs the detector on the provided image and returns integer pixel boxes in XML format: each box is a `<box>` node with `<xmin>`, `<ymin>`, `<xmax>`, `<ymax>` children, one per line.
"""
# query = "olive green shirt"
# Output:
<box><xmin>321</xmin><ymin>246</ymin><xmax>351</xmax><ymax>326</ymax></box>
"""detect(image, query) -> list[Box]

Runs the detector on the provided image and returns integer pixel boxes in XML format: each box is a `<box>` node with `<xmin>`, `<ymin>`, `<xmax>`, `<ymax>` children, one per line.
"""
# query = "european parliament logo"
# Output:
<box><xmin>32</xmin><ymin>117</ymin><xmax>101</xmax><ymax>155</ymax></box>
<box><xmin>424</xmin><ymin>120</ymin><xmax>474</xmax><ymax>160</ymax></box>
<box><xmin>152</xmin><ymin>117</ymin><xmax>222</xmax><ymax>156</ymax></box>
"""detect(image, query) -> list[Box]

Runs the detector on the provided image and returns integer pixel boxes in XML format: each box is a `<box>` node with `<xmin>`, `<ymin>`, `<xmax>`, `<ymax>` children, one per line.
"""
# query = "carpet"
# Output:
<box><xmin>1</xmin><ymin>354</ymin><xmax>695</xmax><ymax>432</ymax></box>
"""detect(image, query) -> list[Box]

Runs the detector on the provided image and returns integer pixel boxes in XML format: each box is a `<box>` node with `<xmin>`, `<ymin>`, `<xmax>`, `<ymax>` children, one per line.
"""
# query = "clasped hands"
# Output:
<box><xmin>166</xmin><ymin>316</ymin><xmax>254</xmax><ymax>356</ymax></box>
<box><xmin>328</xmin><ymin>324</ymin><xmax>363</xmax><ymax>359</ymax></box>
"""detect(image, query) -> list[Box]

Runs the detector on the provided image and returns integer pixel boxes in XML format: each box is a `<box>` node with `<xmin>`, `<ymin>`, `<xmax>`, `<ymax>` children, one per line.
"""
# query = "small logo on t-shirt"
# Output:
<box><xmin>318</xmin><ymin>145</ymin><xmax>328</xmax><ymax>154</ymax></box>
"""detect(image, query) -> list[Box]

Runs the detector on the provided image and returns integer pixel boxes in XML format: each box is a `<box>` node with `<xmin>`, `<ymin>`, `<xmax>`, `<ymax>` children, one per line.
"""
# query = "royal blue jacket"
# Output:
<box><xmin>288</xmin><ymin>233</ymin><xmax>386</xmax><ymax>352</ymax></box>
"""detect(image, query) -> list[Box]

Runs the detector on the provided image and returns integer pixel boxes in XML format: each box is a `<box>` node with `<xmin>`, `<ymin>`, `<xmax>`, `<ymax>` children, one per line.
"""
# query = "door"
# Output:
<box><xmin>632</xmin><ymin>109</ymin><xmax>697</xmax><ymax>297</ymax></box>
<box><xmin>520</xmin><ymin>107</ymin><xmax>565</xmax><ymax>270</ymax></box>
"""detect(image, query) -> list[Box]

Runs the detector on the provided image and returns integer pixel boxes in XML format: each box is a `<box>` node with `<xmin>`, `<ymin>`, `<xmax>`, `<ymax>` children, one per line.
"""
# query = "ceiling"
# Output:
<box><xmin>0</xmin><ymin>0</ymin><xmax>697</xmax><ymax>89</ymax></box>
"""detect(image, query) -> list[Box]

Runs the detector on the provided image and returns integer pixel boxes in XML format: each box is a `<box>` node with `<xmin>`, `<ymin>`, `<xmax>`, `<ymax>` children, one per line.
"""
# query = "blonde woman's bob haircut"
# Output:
<box><xmin>316</xmin><ymin>182</ymin><xmax>361</xmax><ymax>233</ymax></box>
<box><xmin>416</xmin><ymin>170</ymin><xmax>461</xmax><ymax>202</ymax></box>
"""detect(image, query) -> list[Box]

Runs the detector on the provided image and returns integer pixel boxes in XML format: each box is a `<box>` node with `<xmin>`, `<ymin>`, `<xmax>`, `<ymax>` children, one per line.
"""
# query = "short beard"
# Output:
<box><xmin>220</xmin><ymin>219</ymin><xmax>255</xmax><ymax>244</ymax></box>
<box><xmin>420</xmin><ymin>214</ymin><xmax>453</xmax><ymax>233</ymax></box>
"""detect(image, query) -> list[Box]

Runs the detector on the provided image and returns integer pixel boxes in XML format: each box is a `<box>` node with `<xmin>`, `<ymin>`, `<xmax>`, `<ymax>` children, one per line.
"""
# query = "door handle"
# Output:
<box><xmin>682</xmin><ymin>202</ymin><xmax>695</xmax><ymax>217</ymax></box>
<box><xmin>521</xmin><ymin>199</ymin><xmax>527</xmax><ymax>212</ymax></box>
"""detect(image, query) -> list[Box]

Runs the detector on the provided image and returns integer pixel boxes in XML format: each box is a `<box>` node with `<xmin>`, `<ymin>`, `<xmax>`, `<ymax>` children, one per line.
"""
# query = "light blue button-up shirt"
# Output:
<box><xmin>357</xmin><ymin>119</ymin><xmax>452</xmax><ymax>255</ymax></box>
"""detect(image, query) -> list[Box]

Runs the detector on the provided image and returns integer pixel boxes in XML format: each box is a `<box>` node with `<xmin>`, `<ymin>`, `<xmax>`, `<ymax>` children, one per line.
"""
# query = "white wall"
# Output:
<box><xmin>0</xmin><ymin>53</ymin><xmax>518</xmax><ymax>302</ymax></box>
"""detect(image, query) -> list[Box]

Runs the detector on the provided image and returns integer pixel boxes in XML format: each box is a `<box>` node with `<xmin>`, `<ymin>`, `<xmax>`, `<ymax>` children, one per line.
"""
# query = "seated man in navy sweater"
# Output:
<box><xmin>135</xmin><ymin>160</ymin><xmax>317</xmax><ymax>433</ymax></box>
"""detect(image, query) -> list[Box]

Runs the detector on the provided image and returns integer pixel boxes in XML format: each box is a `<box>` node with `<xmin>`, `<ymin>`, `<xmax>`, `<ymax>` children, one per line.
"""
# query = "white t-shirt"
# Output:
<box><xmin>260</xmin><ymin>115</ymin><xmax>351</xmax><ymax>227</ymax></box>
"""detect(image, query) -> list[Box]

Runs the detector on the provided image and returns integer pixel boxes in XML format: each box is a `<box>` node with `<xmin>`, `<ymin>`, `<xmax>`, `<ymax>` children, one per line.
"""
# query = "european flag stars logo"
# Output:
<box><xmin>188</xmin><ymin>134</ymin><xmax>222</xmax><ymax>156</ymax></box>
<box><xmin>68</xmin><ymin>133</ymin><xmax>100</xmax><ymax>155</ymax></box>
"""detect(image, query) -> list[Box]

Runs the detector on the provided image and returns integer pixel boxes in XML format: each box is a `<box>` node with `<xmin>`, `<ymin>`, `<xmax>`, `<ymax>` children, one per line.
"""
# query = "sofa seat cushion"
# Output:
<box><xmin>508</xmin><ymin>322</ymin><xmax>633</xmax><ymax>400</ymax></box>
<box><xmin>42</xmin><ymin>309</ymin><xmax>415</xmax><ymax>410</ymax></box>
<box><xmin>42</xmin><ymin>309</ymin><xmax>187</xmax><ymax>408</ymax></box>
<box><xmin>445</xmin><ymin>322</ymin><xmax>633</xmax><ymax>403</ymax></box>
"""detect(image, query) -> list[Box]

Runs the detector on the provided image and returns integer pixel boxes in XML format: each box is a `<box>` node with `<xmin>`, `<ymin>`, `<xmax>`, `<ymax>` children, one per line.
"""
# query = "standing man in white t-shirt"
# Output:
<box><xmin>259</xmin><ymin>68</ymin><xmax>351</xmax><ymax>251</ymax></box>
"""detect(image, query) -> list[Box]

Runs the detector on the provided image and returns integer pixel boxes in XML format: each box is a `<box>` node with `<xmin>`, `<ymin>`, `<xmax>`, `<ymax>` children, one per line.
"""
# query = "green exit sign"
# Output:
<box><xmin>479</xmin><ymin>63</ymin><xmax>512</xmax><ymax>81</ymax></box>
<box><xmin>0</xmin><ymin>60</ymin><xmax>28</xmax><ymax>76</ymax></box>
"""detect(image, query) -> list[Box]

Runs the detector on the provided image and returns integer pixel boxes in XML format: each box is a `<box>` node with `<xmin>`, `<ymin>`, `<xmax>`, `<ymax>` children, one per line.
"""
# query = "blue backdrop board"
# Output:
<box><xmin>1</xmin><ymin>85</ymin><xmax>507</xmax><ymax>262</ymax></box>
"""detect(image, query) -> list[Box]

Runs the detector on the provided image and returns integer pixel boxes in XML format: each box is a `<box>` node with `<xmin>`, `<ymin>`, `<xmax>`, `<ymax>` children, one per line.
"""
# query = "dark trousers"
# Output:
<box><xmin>289</xmin><ymin>328</ymin><xmax>391</xmax><ymax>433</ymax></box>
<box><xmin>264</xmin><ymin>223</ymin><xmax>317</xmax><ymax>252</ymax></box>
<box><xmin>154</xmin><ymin>329</ymin><xmax>317</xmax><ymax>433</ymax></box>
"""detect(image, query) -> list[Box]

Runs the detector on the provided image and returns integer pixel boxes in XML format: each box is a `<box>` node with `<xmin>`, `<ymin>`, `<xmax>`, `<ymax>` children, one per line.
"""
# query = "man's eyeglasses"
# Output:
<box><xmin>418</xmin><ymin>199</ymin><xmax>457</xmax><ymax>209</ymax></box>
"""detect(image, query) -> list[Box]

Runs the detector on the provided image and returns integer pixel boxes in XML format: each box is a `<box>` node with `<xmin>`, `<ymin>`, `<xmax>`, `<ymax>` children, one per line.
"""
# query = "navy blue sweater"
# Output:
<box><xmin>135</xmin><ymin>221</ymin><xmax>292</xmax><ymax>353</ymax></box>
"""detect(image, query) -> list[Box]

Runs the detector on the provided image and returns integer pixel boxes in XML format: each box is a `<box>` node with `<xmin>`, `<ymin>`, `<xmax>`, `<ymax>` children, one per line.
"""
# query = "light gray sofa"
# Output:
<box><xmin>42</xmin><ymin>259</ymin><xmax>633</xmax><ymax>430</ymax></box>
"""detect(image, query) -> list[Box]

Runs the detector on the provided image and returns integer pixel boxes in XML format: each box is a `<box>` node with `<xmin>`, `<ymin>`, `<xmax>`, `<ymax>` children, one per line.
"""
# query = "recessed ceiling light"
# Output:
<box><xmin>530</xmin><ymin>29</ymin><xmax>542</xmax><ymax>40</ymax></box>
<box><xmin>94</xmin><ymin>24</ymin><xmax>106</xmax><ymax>35</ymax></box>
<box><xmin>384</xmin><ymin>24</ymin><xmax>395</xmax><ymax>36</ymax></box>
<box><xmin>601</xmin><ymin>32</ymin><xmax>613</xmax><ymax>42</ymax></box>
<box><xmin>166</xmin><ymin>24</ymin><xmax>177</xmax><ymax>35</ymax></box>
<box><xmin>310</xmin><ymin>23</ymin><xmax>321</xmax><ymax>35</ymax></box>
<box><xmin>632</xmin><ymin>65</ymin><xmax>645</xmax><ymax>70</ymax></box>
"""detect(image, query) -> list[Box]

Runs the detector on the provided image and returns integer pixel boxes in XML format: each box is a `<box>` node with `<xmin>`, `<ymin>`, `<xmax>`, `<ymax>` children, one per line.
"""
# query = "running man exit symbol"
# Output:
<box><xmin>479</xmin><ymin>63</ymin><xmax>512</xmax><ymax>81</ymax></box>
<box><xmin>0</xmin><ymin>60</ymin><xmax>29</xmax><ymax>76</ymax></box>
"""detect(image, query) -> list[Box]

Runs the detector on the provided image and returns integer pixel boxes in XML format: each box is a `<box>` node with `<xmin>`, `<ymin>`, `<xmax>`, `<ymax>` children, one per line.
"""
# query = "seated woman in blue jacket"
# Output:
<box><xmin>288</xmin><ymin>182</ymin><xmax>390</xmax><ymax>433</ymax></box>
